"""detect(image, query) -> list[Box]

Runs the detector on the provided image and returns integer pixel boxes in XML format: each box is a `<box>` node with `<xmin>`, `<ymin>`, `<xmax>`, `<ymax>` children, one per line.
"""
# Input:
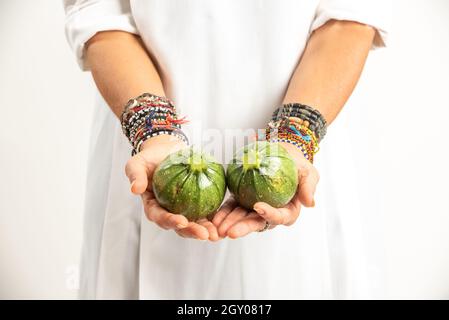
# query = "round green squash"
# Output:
<box><xmin>226</xmin><ymin>141</ymin><xmax>298</xmax><ymax>210</ymax></box>
<box><xmin>152</xmin><ymin>147</ymin><xmax>226</xmax><ymax>221</ymax></box>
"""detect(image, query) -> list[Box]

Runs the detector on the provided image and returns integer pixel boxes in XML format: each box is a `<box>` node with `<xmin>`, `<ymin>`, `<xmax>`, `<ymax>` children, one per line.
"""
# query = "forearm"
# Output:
<box><xmin>85</xmin><ymin>31</ymin><xmax>165</xmax><ymax>118</ymax></box>
<box><xmin>283</xmin><ymin>20</ymin><xmax>375</xmax><ymax>124</ymax></box>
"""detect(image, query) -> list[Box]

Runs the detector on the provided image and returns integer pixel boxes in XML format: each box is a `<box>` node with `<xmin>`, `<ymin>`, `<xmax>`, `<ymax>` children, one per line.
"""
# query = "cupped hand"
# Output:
<box><xmin>125</xmin><ymin>135</ymin><xmax>221</xmax><ymax>241</ymax></box>
<box><xmin>213</xmin><ymin>142</ymin><xmax>319</xmax><ymax>239</ymax></box>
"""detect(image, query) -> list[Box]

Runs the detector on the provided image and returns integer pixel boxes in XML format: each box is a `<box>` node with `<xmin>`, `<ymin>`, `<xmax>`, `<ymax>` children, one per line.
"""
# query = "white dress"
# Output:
<box><xmin>64</xmin><ymin>0</ymin><xmax>390</xmax><ymax>299</ymax></box>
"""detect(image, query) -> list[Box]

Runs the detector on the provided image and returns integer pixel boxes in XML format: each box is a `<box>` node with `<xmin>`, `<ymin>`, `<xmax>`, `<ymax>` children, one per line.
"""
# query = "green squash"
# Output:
<box><xmin>226</xmin><ymin>141</ymin><xmax>298</xmax><ymax>210</ymax></box>
<box><xmin>152</xmin><ymin>147</ymin><xmax>226</xmax><ymax>221</ymax></box>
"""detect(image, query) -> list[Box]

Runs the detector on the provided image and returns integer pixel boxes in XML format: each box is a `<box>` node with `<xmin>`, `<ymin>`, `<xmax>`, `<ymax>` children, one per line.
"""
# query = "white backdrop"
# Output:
<box><xmin>0</xmin><ymin>0</ymin><xmax>448</xmax><ymax>299</ymax></box>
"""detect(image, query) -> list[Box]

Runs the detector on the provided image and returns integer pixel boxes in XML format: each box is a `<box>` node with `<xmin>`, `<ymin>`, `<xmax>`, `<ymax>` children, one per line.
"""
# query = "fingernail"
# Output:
<box><xmin>311</xmin><ymin>199</ymin><xmax>316</xmax><ymax>207</ymax></box>
<box><xmin>254</xmin><ymin>207</ymin><xmax>265</xmax><ymax>215</ymax></box>
<box><xmin>176</xmin><ymin>223</ymin><xmax>188</xmax><ymax>229</ymax></box>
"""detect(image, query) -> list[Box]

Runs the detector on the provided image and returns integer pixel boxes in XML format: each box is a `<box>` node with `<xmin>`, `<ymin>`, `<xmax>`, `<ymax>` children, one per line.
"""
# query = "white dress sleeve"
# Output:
<box><xmin>63</xmin><ymin>0</ymin><xmax>139</xmax><ymax>70</ymax></box>
<box><xmin>310</xmin><ymin>0</ymin><xmax>391</xmax><ymax>48</ymax></box>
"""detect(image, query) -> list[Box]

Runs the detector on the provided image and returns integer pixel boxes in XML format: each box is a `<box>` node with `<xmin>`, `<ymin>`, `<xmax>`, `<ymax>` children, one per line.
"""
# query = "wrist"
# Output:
<box><xmin>140</xmin><ymin>133</ymin><xmax>188</xmax><ymax>151</ymax></box>
<box><xmin>279</xmin><ymin>142</ymin><xmax>306</xmax><ymax>167</ymax></box>
<box><xmin>138</xmin><ymin>134</ymin><xmax>188</xmax><ymax>165</ymax></box>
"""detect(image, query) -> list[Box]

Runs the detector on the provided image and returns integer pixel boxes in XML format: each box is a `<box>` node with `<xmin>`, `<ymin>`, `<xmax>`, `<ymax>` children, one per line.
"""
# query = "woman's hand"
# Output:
<box><xmin>125</xmin><ymin>135</ymin><xmax>221</xmax><ymax>241</ymax></box>
<box><xmin>212</xmin><ymin>142</ymin><xmax>319</xmax><ymax>239</ymax></box>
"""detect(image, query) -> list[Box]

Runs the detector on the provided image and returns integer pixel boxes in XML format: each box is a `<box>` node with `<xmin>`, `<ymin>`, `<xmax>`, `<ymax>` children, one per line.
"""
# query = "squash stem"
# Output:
<box><xmin>242</xmin><ymin>149</ymin><xmax>261</xmax><ymax>171</ymax></box>
<box><xmin>189</xmin><ymin>154</ymin><xmax>208</xmax><ymax>172</ymax></box>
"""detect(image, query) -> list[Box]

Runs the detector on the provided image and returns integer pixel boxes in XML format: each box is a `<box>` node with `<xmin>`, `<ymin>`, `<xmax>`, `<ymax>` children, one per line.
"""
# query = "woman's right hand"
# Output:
<box><xmin>125</xmin><ymin>135</ymin><xmax>221</xmax><ymax>241</ymax></box>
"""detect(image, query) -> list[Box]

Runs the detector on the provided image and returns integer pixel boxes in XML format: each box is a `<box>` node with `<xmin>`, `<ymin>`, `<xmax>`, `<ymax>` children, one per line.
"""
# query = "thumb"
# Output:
<box><xmin>297</xmin><ymin>165</ymin><xmax>319</xmax><ymax>207</ymax></box>
<box><xmin>125</xmin><ymin>156</ymin><xmax>153</xmax><ymax>195</ymax></box>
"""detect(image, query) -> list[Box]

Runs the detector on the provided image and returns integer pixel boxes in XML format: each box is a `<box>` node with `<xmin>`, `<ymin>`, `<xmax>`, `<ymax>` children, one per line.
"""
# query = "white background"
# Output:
<box><xmin>0</xmin><ymin>0</ymin><xmax>448</xmax><ymax>299</ymax></box>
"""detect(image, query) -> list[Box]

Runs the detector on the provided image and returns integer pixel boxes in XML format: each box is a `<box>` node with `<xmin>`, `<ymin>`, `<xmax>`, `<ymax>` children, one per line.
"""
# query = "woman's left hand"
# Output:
<box><xmin>212</xmin><ymin>142</ymin><xmax>319</xmax><ymax>239</ymax></box>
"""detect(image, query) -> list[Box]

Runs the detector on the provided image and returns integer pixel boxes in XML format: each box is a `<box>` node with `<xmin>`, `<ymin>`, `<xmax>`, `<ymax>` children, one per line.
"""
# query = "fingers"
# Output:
<box><xmin>125</xmin><ymin>155</ymin><xmax>154</xmax><ymax>195</ymax></box>
<box><xmin>297</xmin><ymin>164</ymin><xmax>320</xmax><ymax>207</ymax></box>
<box><xmin>175</xmin><ymin>222</ymin><xmax>209</xmax><ymax>240</ymax></box>
<box><xmin>253</xmin><ymin>202</ymin><xmax>287</xmax><ymax>225</ymax></box>
<box><xmin>227</xmin><ymin>213</ymin><xmax>266</xmax><ymax>239</ymax></box>
<box><xmin>198</xmin><ymin>219</ymin><xmax>221</xmax><ymax>242</ymax></box>
<box><xmin>253</xmin><ymin>201</ymin><xmax>301</xmax><ymax>226</ymax></box>
<box><xmin>142</xmin><ymin>191</ymin><xmax>215</xmax><ymax>241</ymax></box>
<box><xmin>217</xmin><ymin>206</ymin><xmax>249</xmax><ymax>238</ymax></box>
<box><xmin>142</xmin><ymin>191</ymin><xmax>189</xmax><ymax>230</ymax></box>
<box><xmin>212</xmin><ymin>198</ymin><xmax>237</xmax><ymax>227</ymax></box>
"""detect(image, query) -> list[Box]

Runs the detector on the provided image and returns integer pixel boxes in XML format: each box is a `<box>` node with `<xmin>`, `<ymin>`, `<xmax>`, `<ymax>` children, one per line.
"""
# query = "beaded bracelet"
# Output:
<box><xmin>266</xmin><ymin>127</ymin><xmax>318</xmax><ymax>163</ymax></box>
<box><xmin>271</xmin><ymin>103</ymin><xmax>327</xmax><ymax>142</ymax></box>
<box><xmin>134</xmin><ymin>129</ymin><xmax>189</xmax><ymax>155</ymax></box>
<box><xmin>265</xmin><ymin>105</ymin><xmax>324</xmax><ymax>163</ymax></box>
<box><xmin>121</xmin><ymin>93</ymin><xmax>176</xmax><ymax>137</ymax></box>
<box><xmin>269</xmin><ymin>137</ymin><xmax>312</xmax><ymax>162</ymax></box>
<box><xmin>121</xmin><ymin>93</ymin><xmax>189</xmax><ymax>155</ymax></box>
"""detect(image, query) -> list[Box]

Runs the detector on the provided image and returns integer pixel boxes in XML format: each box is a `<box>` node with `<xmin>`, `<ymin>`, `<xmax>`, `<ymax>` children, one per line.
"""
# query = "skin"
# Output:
<box><xmin>215</xmin><ymin>20</ymin><xmax>376</xmax><ymax>238</ymax></box>
<box><xmin>85</xmin><ymin>20</ymin><xmax>375</xmax><ymax>241</ymax></box>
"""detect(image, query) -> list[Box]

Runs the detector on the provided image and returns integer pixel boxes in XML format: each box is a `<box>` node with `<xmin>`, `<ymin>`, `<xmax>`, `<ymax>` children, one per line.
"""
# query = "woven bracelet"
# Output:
<box><xmin>265</xmin><ymin>103</ymin><xmax>326</xmax><ymax>163</ymax></box>
<box><xmin>120</xmin><ymin>93</ymin><xmax>189</xmax><ymax>155</ymax></box>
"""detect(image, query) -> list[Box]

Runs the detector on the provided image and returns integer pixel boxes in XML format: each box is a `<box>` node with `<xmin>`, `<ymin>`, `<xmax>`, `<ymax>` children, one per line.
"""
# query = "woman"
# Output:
<box><xmin>64</xmin><ymin>0</ymin><xmax>389</xmax><ymax>299</ymax></box>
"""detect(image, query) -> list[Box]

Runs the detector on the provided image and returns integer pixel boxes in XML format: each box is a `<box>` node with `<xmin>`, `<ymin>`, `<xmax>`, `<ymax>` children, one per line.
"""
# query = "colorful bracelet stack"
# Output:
<box><xmin>121</xmin><ymin>93</ymin><xmax>189</xmax><ymax>155</ymax></box>
<box><xmin>265</xmin><ymin>103</ymin><xmax>327</xmax><ymax>163</ymax></box>
<box><xmin>271</xmin><ymin>103</ymin><xmax>327</xmax><ymax>142</ymax></box>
